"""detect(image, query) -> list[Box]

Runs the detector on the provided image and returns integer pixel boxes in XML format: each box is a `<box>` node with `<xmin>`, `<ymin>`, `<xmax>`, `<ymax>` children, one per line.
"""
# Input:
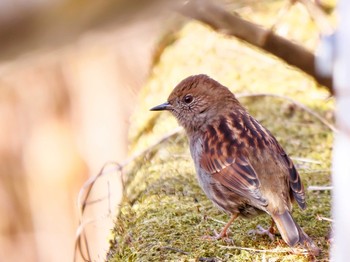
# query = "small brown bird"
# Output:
<box><xmin>150</xmin><ymin>74</ymin><xmax>319</xmax><ymax>255</ymax></box>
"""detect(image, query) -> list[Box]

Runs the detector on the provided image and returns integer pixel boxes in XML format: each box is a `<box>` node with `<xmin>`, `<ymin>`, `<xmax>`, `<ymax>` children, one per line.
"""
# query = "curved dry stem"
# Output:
<box><xmin>237</xmin><ymin>93</ymin><xmax>337</xmax><ymax>132</ymax></box>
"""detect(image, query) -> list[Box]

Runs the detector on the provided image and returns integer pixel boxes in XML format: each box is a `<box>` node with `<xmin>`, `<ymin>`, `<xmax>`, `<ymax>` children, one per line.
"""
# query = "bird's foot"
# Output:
<box><xmin>202</xmin><ymin>229</ymin><xmax>231</xmax><ymax>241</ymax></box>
<box><xmin>202</xmin><ymin>213</ymin><xmax>238</xmax><ymax>242</ymax></box>
<box><xmin>248</xmin><ymin>224</ymin><xmax>275</xmax><ymax>241</ymax></box>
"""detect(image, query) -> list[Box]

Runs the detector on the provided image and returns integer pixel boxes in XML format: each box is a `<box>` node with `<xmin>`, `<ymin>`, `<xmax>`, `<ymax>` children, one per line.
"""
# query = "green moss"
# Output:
<box><xmin>108</xmin><ymin>0</ymin><xmax>334</xmax><ymax>261</ymax></box>
<box><xmin>108</xmin><ymin>95</ymin><xmax>332</xmax><ymax>261</ymax></box>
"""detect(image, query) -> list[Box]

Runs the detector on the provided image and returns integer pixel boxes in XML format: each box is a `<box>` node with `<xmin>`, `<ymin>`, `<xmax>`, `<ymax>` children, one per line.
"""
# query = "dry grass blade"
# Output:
<box><xmin>218</xmin><ymin>244</ymin><xmax>309</xmax><ymax>255</ymax></box>
<box><xmin>74</xmin><ymin>162</ymin><xmax>123</xmax><ymax>262</ymax></box>
<box><xmin>316</xmin><ymin>215</ymin><xmax>333</xmax><ymax>222</ymax></box>
<box><xmin>77</xmin><ymin>162</ymin><xmax>123</xmax><ymax>216</ymax></box>
<box><xmin>298</xmin><ymin>0</ymin><xmax>334</xmax><ymax>34</ymax></box>
<box><xmin>291</xmin><ymin>157</ymin><xmax>323</xmax><ymax>164</ymax></box>
<box><xmin>208</xmin><ymin>217</ymin><xmax>228</xmax><ymax>225</ymax></box>
<box><xmin>308</xmin><ymin>185</ymin><xmax>332</xmax><ymax>191</ymax></box>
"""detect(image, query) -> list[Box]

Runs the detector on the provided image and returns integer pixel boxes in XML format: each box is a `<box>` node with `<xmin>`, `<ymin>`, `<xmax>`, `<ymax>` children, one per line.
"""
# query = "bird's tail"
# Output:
<box><xmin>272</xmin><ymin>211</ymin><xmax>320</xmax><ymax>256</ymax></box>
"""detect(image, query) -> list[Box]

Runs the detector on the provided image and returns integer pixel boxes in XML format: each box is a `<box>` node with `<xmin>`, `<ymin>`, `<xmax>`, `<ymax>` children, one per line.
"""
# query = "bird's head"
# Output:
<box><xmin>150</xmin><ymin>74</ymin><xmax>239</xmax><ymax>134</ymax></box>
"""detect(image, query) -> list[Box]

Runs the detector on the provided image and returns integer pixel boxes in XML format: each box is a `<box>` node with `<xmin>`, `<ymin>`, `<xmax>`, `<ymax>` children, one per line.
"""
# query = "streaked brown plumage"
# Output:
<box><xmin>150</xmin><ymin>74</ymin><xmax>319</xmax><ymax>255</ymax></box>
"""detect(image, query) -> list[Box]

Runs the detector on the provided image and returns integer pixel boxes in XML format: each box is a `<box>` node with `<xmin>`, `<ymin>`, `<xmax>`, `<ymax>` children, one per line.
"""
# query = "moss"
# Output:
<box><xmin>108</xmin><ymin>96</ymin><xmax>332</xmax><ymax>261</ymax></box>
<box><xmin>108</xmin><ymin>0</ymin><xmax>334</xmax><ymax>261</ymax></box>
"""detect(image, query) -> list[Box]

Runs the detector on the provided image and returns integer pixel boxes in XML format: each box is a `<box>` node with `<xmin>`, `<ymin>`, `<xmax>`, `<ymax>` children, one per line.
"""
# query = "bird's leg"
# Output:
<box><xmin>203</xmin><ymin>213</ymin><xmax>239</xmax><ymax>240</ymax></box>
<box><xmin>248</xmin><ymin>219</ymin><xmax>276</xmax><ymax>241</ymax></box>
<box><xmin>268</xmin><ymin>219</ymin><xmax>276</xmax><ymax>235</ymax></box>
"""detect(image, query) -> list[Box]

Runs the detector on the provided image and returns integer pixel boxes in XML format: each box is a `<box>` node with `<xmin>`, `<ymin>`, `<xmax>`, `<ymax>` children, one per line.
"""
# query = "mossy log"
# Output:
<box><xmin>108</xmin><ymin>6</ymin><xmax>333</xmax><ymax>260</ymax></box>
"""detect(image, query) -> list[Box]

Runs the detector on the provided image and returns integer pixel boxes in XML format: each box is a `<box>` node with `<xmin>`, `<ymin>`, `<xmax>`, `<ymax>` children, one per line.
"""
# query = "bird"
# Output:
<box><xmin>150</xmin><ymin>74</ymin><xmax>320</xmax><ymax>255</ymax></box>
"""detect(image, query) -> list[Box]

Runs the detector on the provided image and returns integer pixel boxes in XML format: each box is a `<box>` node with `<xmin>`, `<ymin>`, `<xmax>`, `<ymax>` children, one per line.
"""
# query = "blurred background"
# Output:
<box><xmin>0</xmin><ymin>0</ymin><xmax>168</xmax><ymax>261</ymax></box>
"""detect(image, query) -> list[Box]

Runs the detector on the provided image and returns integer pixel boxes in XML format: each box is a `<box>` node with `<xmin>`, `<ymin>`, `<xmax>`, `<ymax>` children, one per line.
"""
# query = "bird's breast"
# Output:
<box><xmin>189</xmin><ymin>134</ymin><xmax>204</xmax><ymax>167</ymax></box>
<box><xmin>189</xmin><ymin>135</ymin><xmax>214</xmax><ymax>196</ymax></box>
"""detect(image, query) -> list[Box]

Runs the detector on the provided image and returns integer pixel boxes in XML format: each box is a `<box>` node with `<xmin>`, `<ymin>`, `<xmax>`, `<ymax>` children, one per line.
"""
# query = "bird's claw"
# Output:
<box><xmin>202</xmin><ymin>229</ymin><xmax>232</xmax><ymax>242</ymax></box>
<box><xmin>248</xmin><ymin>225</ymin><xmax>275</xmax><ymax>241</ymax></box>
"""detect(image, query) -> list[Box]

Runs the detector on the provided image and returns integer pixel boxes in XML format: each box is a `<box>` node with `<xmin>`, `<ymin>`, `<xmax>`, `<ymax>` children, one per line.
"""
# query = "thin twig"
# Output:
<box><xmin>218</xmin><ymin>245</ymin><xmax>308</xmax><ymax>255</ymax></box>
<box><xmin>237</xmin><ymin>93</ymin><xmax>337</xmax><ymax>132</ymax></box>
<box><xmin>308</xmin><ymin>185</ymin><xmax>332</xmax><ymax>191</ymax></box>
<box><xmin>74</xmin><ymin>162</ymin><xmax>123</xmax><ymax>262</ymax></box>
<box><xmin>316</xmin><ymin>215</ymin><xmax>333</xmax><ymax>222</ymax></box>
<box><xmin>291</xmin><ymin>156</ymin><xmax>323</xmax><ymax>164</ymax></box>
<box><xmin>208</xmin><ymin>217</ymin><xmax>227</xmax><ymax>225</ymax></box>
<box><xmin>269</xmin><ymin>0</ymin><xmax>296</xmax><ymax>32</ymax></box>
<box><xmin>77</xmin><ymin>162</ymin><xmax>122</xmax><ymax>216</ymax></box>
<box><xmin>298</xmin><ymin>0</ymin><xmax>333</xmax><ymax>35</ymax></box>
<box><xmin>301</xmin><ymin>169</ymin><xmax>330</xmax><ymax>174</ymax></box>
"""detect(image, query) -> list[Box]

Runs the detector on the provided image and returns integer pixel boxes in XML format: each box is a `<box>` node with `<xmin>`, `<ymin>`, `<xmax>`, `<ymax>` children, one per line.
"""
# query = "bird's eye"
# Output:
<box><xmin>183</xmin><ymin>95</ymin><xmax>193</xmax><ymax>104</ymax></box>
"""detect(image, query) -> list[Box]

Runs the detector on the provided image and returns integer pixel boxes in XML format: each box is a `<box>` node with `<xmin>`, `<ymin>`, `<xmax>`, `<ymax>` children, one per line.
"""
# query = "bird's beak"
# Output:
<box><xmin>150</xmin><ymin>102</ymin><xmax>172</xmax><ymax>111</ymax></box>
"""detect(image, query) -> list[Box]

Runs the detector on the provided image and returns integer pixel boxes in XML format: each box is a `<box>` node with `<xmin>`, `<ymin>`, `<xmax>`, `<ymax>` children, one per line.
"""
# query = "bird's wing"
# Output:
<box><xmin>275</xmin><ymin>143</ymin><xmax>306</xmax><ymax>209</ymax></box>
<box><xmin>239</xmin><ymin>111</ymin><xmax>306</xmax><ymax>209</ymax></box>
<box><xmin>200</xmin><ymin>117</ymin><xmax>267</xmax><ymax>207</ymax></box>
<box><xmin>247</xmin><ymin>111</ymin><xmax>306</xmax><ymax>209</ymax></box>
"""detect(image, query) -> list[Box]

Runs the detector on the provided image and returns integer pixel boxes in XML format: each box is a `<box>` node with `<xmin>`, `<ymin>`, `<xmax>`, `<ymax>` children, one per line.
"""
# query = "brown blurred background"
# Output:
<box><xmin>0</xmin><ymin>0</ymin><xmax>166</xmax><ymax>261</ymax></box>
